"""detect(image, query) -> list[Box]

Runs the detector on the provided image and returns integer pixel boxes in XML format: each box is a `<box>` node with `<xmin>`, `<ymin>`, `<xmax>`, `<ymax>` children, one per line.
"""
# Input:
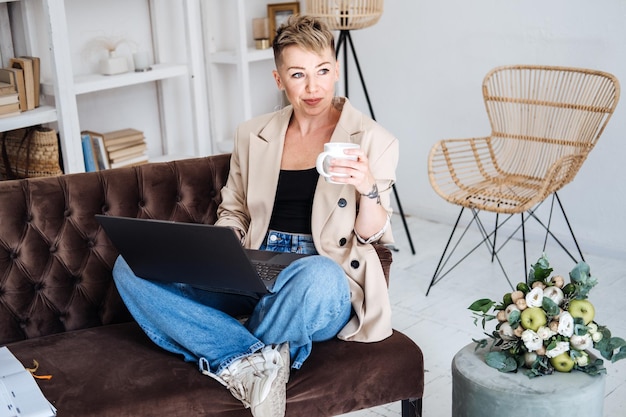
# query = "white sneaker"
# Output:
<box><xmin>204</xmin><ymin>343</ymin><xmax>290</xmax><ymax>417</ymax></box>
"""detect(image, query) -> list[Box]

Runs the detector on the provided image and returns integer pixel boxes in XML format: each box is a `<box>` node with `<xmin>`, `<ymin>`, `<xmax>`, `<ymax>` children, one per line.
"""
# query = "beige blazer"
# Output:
<box><xmin>216</xmin><ymin>98</ymin><xmax>399</xmax><ymax>342</ymax></box>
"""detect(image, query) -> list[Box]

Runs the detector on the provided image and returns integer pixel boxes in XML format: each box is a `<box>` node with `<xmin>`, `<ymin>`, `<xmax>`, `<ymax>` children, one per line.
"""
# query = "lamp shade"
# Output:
<box><xmin>306</xmin><ymin>0</ymin><xmax>383</xmax><ymax>30</ymax></box>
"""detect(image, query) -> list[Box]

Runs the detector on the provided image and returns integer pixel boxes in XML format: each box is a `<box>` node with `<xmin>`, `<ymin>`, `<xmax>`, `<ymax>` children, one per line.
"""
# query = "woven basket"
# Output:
<box><xmin>306</xmin><ymin>0</ymin><xmax>383</xmax><ymax>30</ymax></box>
<box><xmin>1</xmin><ymin>126</ymin><xmax>63</xmax><ymax>179</ymax></box>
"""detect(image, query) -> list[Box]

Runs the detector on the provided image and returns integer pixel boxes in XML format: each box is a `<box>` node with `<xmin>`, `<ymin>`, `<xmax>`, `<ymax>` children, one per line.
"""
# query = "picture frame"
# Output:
<box><xmin>267</xmin><ymin>2</ymin><xmax>300</xmax><ymax>43</ymax></box>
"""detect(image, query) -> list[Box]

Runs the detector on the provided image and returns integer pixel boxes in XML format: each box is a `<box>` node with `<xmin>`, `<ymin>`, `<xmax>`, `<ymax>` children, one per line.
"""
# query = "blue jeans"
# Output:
<box><xmin>112</xmin><ymin>230</ymin><xmax>351</xmax><ymax>373</ymax></box>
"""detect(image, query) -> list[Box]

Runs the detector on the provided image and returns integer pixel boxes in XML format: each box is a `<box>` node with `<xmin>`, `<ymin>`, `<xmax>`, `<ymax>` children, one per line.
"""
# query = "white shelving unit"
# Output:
<box><xmin>203</xmin><ymin>0</ymin><xmax>285</xmax><ymax>153</ymax></box>
<box><xmin>1</xmin><ymin>0</ymin><xmax>210</xmax><ymax>174</ymax></box>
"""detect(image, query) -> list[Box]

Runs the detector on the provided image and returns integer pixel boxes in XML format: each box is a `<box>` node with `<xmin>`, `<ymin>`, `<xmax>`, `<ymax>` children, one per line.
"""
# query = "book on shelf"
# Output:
<box><xmin>0</xmin><ymin>101</ymin><xmax>21</xmax><ymax>118</ymax></box>
<box><xmin>0</xmin><ymin>67</ymin><xmax>26</xmax><ymax>111</ymax></box>
<box><xmin>0</xmin><ymin>80</ymin><xmax>16</xmax><ymax>95</ymax></box>
<box><xmin>107</xmin><ymin>142</ymin><xmax>147</xmax><ymax>161</ymax></box>
<box><xmin>90</xmin><ymin>134</ymin><xmax>110</xmax><ymax>170</ymax></box>
<box><xmin>0</xmin><ymin>92</ymin><xmax>18</xmax><ymax>106</ymax></box>
<box><xmin>19</xmin><ymin>56</ymin><xmax>40</xmax><ymax>108</ymax></box>
<box><xmin>81</xmin><ymin>133</ymin><xmax>98</xmax><ymax>172</ymax></box>
<box><xmin>9</xmin><ymin>57</ymin><xmax>36</xmax><ymax>110</ymax></box>
<box><xmin>109</xmin><ymin>154</ymin><xmax>149</xmax><ymax>169</ymax></box>
<box><xmin>102</xmin><ymin>128</ymin><xmax>145</xmax><ymax>147</ymax></box>
<box><xmin>80</xmin><ymin>131</ymin><xmax>111</xmax><ymax>171</ymax></box>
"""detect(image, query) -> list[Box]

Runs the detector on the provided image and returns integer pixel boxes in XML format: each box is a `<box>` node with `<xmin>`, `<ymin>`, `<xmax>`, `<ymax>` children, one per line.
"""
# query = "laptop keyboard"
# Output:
<box><xmin>252</xmin><ymin>261</ymin><xmax>284</xmax><ymax>281</ymax></box>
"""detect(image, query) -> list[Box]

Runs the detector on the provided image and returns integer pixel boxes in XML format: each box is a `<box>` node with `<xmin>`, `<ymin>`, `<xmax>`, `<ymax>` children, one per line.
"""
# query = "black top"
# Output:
<box><xmin>269</xmin><ymin>168</ymin><xmax>318</xmax><ymax>234</ymax></box>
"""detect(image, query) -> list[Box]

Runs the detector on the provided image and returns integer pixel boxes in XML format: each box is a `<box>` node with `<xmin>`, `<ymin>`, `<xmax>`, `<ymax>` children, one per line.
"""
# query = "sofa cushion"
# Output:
<box><xmin>8</xmin><ymin>322</ymin><xmax>423</xmax><ymax>417</ymax></box>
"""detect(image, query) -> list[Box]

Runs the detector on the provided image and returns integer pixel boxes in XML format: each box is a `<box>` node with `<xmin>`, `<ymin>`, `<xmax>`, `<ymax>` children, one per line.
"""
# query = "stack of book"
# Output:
<box><xmin>0</xmin><ymin>56</ymin><xmax>40</xmax><ymax>117</ymax></box>
<box><xmin>0</xmin><ymin>78</ymin><xmax>20</xmax><ymax>118</ymax></box>
<box><xmin>81</xmin><ymin>128</ymin><xmax>148</xmax><ymax>170</ymax></box>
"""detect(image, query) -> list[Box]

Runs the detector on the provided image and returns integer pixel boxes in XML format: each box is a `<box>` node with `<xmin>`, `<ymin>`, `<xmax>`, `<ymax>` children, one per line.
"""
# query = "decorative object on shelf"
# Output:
<box><xmin>133</xmin><ymin>51</ymin><xmax>152</xmax><ymax>72</ymax></box>
<box><xmin>82</xmin><ymin>36</ymin><xmax>134</xmax><ymax>76</ymax></box>
<box><xmin>100</xmin><ymin>51</ymin><xmax>129</xmax><ymax>75</ymax></box>
<box><xmin>0</xmin><ymin>126</ymin><xmax>63</xmax><ymax>179</ymax></box>
<box><xmin>252</xmin><ymin>17</ymin><xmax>271</xmax><ymax>49</ymax></box>
<box><xmin>469</xmin><ymin>254</ymin><xmax>626</xmax><ymax>378</ymax></box>
<box><xmin>306</xmin><ymin>0</ymin><xmax>383</xmax><ymax>30</ymax></box>
<box><xmin>306</xmin><ymin>0</ymin><xmax>415</xmax><ymax>256</ymax></box>
<box><xmin>267</xmin><ymin>2</ymin><xmax>300</xmax><ymax>44</ymax></box>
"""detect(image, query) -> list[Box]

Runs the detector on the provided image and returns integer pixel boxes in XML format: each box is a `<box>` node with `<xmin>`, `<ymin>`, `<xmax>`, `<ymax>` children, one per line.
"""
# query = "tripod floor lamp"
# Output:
<box><xmin>307</xmin><ymin>0</ymin><xmax>415</xmax><ymax>254</ymax></box>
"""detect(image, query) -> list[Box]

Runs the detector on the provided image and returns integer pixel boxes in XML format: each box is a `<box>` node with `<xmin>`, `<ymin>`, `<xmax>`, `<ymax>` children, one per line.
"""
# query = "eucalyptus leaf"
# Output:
<box><xmin>569</xmin><ymin>261</ymin><xmax>598</xmax><ymax>298</ymax></box>
<box><xmin>506</xmin><ymin>309</ymin><xmax>520</xmax><ymax>325</ymax></box>
<box><xmin>542</xmin><ymin>297</ymin><xmax>560</xmax><ymax>316</ymax></box>
<box><xmin>485</xmin><ymin>351</ymin><xmax>518</xmax><ymax>373</ymax></box>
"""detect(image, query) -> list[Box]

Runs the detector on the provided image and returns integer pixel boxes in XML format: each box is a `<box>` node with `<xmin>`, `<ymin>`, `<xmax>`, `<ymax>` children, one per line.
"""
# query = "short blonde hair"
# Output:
<box><xmin>272</xmin><ymin>15</ymin><xmax>335</xmax><ymax>66</ymax></box>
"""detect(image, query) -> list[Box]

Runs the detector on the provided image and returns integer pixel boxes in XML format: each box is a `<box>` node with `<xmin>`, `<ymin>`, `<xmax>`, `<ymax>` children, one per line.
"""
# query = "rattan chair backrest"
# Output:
<box><xmin>482</xmin><ymin>65</ymin><xmax>620</xmax><ymax>182</ymax></box>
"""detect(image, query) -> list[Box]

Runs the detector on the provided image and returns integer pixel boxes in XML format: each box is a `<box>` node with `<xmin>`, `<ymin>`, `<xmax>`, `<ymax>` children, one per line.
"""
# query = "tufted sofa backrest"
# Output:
<box><xmin>0</xmin><ymin>154</ymin><xmax>231</xmax><ymax>345</ymax></box>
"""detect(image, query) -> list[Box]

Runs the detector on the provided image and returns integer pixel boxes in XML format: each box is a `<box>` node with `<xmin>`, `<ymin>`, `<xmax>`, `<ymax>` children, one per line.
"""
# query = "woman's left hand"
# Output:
<box><xmin>327</xmin><ymin>148</ymin><xmax>376</xmax><ymax>194</ymax></box>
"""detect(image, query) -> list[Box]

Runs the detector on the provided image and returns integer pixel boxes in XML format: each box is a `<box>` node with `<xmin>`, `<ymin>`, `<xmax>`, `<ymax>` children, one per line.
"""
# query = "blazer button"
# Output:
<box><xmin>350</xmin><ymin>260</ymin><xmax>360</xmax><ymax>269</ymax></box>
<box><xmin>339</xmin><ymin>237</ymin><xmax>347</xmax><ymax>246</ymax></box>
<box><xmin>338</xmin><ymin>198</ymin><xmax>347</xmax><ymax>208</ymax></box>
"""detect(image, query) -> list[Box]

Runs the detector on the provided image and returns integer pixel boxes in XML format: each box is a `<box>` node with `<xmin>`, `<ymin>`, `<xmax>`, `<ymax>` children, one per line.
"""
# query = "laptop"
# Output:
<box><xmin>95</xmin><ymin>215</ymin><xmax>311</xmax><ymax>294</ymax></box>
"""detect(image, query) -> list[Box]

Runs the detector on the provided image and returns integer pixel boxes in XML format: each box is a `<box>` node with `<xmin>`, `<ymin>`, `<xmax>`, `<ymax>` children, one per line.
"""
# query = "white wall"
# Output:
<box><xmin>340</xmin><ymin>0</ymin><xmax>626</xmax><ymax>258</ymax></box>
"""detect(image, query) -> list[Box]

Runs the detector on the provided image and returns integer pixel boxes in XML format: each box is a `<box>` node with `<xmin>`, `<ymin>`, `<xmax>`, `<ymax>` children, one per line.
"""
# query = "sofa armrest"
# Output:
<box><xmin>373</xmin><ymin>243</ymin><xmax>393</xmax><ymax>286</ymax></box>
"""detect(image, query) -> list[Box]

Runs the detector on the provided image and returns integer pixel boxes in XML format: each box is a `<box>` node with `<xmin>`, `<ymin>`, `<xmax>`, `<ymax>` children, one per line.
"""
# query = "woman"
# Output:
<box><xmin>113</xmin><ymin>15</ymin><xmax>398</xmax><ymax>417</ymax></box>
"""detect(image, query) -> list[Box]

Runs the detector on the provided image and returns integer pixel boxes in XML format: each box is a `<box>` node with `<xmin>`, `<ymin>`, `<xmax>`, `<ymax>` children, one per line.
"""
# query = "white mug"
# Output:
<box><xmin>316</xmin><ymin>143</ymin><xmax>360</xmax><ymax>183</ymax></box>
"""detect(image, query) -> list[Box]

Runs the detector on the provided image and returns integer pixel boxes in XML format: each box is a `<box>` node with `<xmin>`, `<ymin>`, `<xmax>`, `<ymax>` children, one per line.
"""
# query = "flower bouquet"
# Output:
<box><xmin>469</xmin><ymin>254</ymin><xmax>626</xmax><ymax>377</ymax></box>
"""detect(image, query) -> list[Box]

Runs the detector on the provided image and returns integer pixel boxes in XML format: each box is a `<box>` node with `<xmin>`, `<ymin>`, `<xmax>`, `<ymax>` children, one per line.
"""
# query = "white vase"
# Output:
<box><xmin>100</xmin><ymin>53</ymin><xmax>128</xmax><ymax>75</ymax></box>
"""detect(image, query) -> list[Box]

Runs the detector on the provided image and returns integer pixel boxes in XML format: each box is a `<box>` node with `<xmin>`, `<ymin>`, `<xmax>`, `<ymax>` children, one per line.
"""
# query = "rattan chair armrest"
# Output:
<box><xmin>539</xmin><ymin>152</ymin><xmax>588</xmax><ymax>197</ymax></box>
<box><xmin>428</xmin><ymin>136</ymin><xmax>493</xmax><ymax>197</ymax></box>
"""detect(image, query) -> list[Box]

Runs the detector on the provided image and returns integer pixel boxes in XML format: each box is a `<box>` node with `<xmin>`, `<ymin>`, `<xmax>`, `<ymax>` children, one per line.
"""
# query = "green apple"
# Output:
<box><xmin>550</xmin><ymin>352</ymin><xmax>575</xmax><ymax>372</ymax></box>
<box><xmin>520</xmin><ymin>307</ymin><xmax>547</xmax><ymax>331</ymax></box>
<box><xmin>568</xmin><ymin>299</ymin><xmax>595</xmax><ymax>324</ymax></box>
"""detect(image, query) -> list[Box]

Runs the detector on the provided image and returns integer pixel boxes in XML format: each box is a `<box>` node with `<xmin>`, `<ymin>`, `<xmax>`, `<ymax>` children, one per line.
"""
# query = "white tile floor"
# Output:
<box><xmin>340</xmin><ymin>213</ymin><xmax>626</xmax><ymax>417</ymax></box>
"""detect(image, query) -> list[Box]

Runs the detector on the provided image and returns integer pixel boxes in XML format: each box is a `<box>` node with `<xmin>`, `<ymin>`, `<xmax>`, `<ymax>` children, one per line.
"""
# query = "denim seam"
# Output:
<box><xmin>213</xmin><ymin>341</ymin><xmax>265</xmax><ymax>375</ymax></box>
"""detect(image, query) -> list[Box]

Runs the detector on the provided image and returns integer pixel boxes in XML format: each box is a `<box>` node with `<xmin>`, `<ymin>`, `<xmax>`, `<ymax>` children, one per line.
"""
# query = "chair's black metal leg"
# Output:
<box><xmin>521</xmin><ymin>212</ymin><xmax>528</xmax><ymax>284</ymax></box>
<box><xmin>554</xmin><ymin>192</ymin><xmax>585</xmax><ymax>262</ymax></box>
<box><xmin>473</xmin><ymin>209</ymin><xmax>514</xmax><ymax>289</ymax></box>
<box><xmin>491</xmin><ymin>212</ymin><xmax>499</xmax><ymax>262</ymax></box>
<box><xmin>525</xmin><ymin>206</ymin><xmax>579</xmax><ymax>263</ymax></box>
<box><xmin>427</xmin><ymin>207</ymin><xmax>465</xmax><ymax>296</ymax></box>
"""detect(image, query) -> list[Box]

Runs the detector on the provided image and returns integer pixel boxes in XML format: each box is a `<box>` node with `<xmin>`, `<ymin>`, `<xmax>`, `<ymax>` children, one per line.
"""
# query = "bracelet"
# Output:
<box><xmin>361</xmin><ymin>183</ymin><xmax>381</xmax><ymax>204</ymax></box>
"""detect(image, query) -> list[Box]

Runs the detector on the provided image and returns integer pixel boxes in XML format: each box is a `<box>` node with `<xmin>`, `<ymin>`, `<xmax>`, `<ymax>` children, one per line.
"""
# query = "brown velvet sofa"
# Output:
<box><xmin>0</xmin><ymin>154</ymin><xmax>424</xmax><ymax>416</ymax></box>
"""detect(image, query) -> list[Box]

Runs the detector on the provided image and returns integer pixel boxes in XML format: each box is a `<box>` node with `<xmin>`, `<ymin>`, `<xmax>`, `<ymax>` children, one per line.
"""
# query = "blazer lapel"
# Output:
<box><xmin>247</xmin><ymin>107</ymin><xmax>292</xmax><ymax>243</ymax></box>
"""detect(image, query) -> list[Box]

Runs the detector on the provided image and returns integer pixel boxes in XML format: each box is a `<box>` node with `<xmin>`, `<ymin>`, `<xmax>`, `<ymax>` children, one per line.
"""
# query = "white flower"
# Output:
<box><xmin>587</xmin><ymin>322</ymin><xmax>598</xmax><ymax>334</ymax></box>
<box><xmin>592</xmin><ymin>332</ymin><xmax>603</xmax><ymax>343</ymax></box>
<box><xmin>543</xmin><ymin>286</ymin><xmax>564</xmax><ymax>306</ymax></box>
<box><xmin>498</xmin><ymin>322</ymin><xmax>517</xmax><ymax>340</ymax></box>
<box><xmin>546</xmin><ymin>341</ymin><xmax>570</xmax><ymax>358</ymax></box>
<box><xmin>557</xmin><ymin>311</ymin><xmax>574</xmax><ymax>337</ymax></box>
<box><xmin>525</xmin><ymin>287</ymin><xmax>544</xmax><ymax>308</ymax></box>
<box><xmin>536</xmin><ymin>326</ymin><xmax>556</xmax><ymax>340</ymax></box>
<box><xmin>576</xmin><ymin>351</ymin><xmax>590</xmax><ymax>367</ymax></box>
<box><xmin>570</xmin><ymin>333</ymin><xmax>593</xmax><ymax>351</ymax></box>
<box><xmin>521</xmin><ymin>329</ymin><xmax>543</xmax><ymax>351</ymax></box>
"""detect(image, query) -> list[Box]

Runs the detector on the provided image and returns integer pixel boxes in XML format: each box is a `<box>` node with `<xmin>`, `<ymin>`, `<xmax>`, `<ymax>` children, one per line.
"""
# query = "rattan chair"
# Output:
<box><xmin>426</xmin><ymin>65</ymin><xmax>620</xmax><ymax>295</ymax></box>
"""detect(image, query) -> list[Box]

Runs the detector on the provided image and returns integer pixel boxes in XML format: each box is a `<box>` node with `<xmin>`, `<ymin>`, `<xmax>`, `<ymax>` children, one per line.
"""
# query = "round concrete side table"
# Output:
<box><xmin>452</xmin><ymin>343</ymin><xmax>605</xmax><ymax>417</ymax></box>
